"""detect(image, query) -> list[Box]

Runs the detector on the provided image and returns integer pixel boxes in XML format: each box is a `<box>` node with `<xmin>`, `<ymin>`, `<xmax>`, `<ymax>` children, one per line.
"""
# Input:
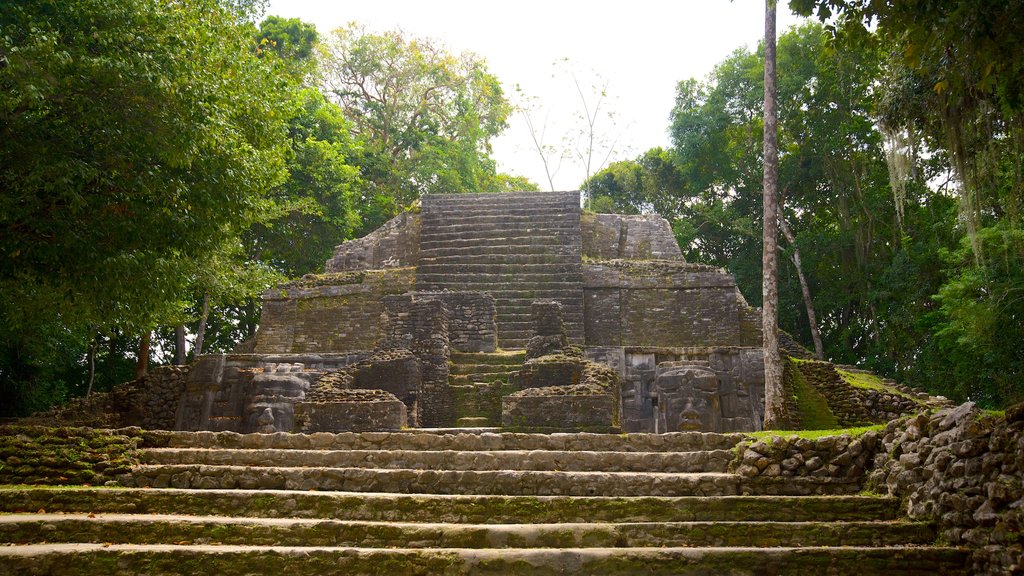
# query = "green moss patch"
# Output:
<box><xmin>836</xmin><ymin>369</ymin><xmax>913</xmax><ymax>400</ymax></box>
<box><xmin>0</xmin><ymin>426</ymin><xmax>141</xmax><ymax>486</ymax></box>
<box><xmin>785</xmin><ymin>360</ymin><xmax>841</xmax><ymax>430</ymax></box>
<box><xmin>746</xmin><ymin>424</ymin><xmax>885</xmax><ymax>441</ymax></box>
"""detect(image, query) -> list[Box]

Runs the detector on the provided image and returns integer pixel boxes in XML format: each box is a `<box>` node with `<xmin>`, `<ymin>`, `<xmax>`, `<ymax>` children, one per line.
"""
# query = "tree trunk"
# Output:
<box><xmin>194</xmin><ymin>292</ymin><xmax>211</xmax><ymax>358</ymax></box>
<box><xmin>761</xmin><ymin>0</ymin><xmax>785</xmax><ymax>430</ymax></box>
<box><xmin>174</xmin><ymin>324</ymin><xmax>187</xmax><ymax>365</ymax></box>
<box><xmin>85</xmin><ymin>336</ymin><xmax>97</xmax><ymax>396</ymax></box>
<box><xmin>134</xmin><ymin>331</ymin><xmax>151</xmax><ymax>380</ymax></box>
<box><xmin>780</xmin><ymin>217</ymin><xmax>825</xmax><ymax>360</ymax></box>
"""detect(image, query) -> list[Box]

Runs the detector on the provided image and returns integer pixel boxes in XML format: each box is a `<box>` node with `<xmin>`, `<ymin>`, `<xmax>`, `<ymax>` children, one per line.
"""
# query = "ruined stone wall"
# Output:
<box><xmin>379</xmin><ymin>296</ymin><xmax>452</xmax><ymax>427</ymax></box>
<box><xmin>0</xmin><ymin>426</ymin><xmax>142</xmax><ymax>486</ymax></box>
<box><xmin>868</xmin><ymin>403</ymin><xmax>1024</xmax><ymax>575</ymax></box>
<box><xmin>402</xmin><ymin>292</ymin><xmax>497</xmax><ymax>353</ymax></box>
<box><xmin>21</xmin><ymin>365</ymin><xmax>189</xmax><ymax>431</ymax></box>
<box><xmin>173</xmin><ymin>353</ymin><xmax>368</xmax><ymax>433</ymax></box>
<box><xmin>583</xmin><ymin>260</ymin><xmax>760</xmax><ymax>348</ymax></box>
<box><xmin>581</xmin><ymin>213</ymin><xmax>683</xmax><ymax>260</ymax></box>
<box><xmin>586</xmin><ymin>345</ymin><xmax>764</xmax><ymax>433</ymax></box>
<box><xmin>727</xmin><ymin>401</ymin><xmax>1024</xmax><ymax>575</ymax></box>
<box><xmin>254</xmin><ymin>268</ymin><xmax>416</xmax><ymax>354</ymax></box>
<box><xmin>795</xmin><ymin>361</ymin><xmax>927</xmax><ymax>426</ymax></box>
<box><xmin>325</xmin><ymin>212</ymin><xmax>420</xmax><ymax>272</ymax></box>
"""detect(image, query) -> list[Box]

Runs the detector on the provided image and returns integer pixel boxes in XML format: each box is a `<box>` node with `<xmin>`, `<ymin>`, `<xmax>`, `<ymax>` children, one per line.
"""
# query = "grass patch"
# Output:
<box><xmin>836</xmin><ymin>368</ymin><xmax>919</xmax><ymax>401</ymax></box>
<box><xmin>747</xmin><ymin>424</ymin><xmax>885</xmax><ymax>440</ymax></box>
<box><xmin>786</xmin><ymin>360</ymin><xmax>840</xmax><ymax>429</ymax></box>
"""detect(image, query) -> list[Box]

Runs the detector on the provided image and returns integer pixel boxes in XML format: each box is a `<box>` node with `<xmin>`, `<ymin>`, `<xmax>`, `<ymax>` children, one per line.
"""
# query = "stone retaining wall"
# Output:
<box><xmin>867</xmin><ymin>403</ymin><xmax>1024</xmax><ymax>575</ymax></box>
<box><xmin>325</xmin><ymin>211</ymin><xmax>420</xmax><ymax>272</ymax></box>
<box><xmin>730</xmin><ymin>402</ymin><xmax>1024</xmax><ymax>575</ymax></box>
<box><xmin>255</xmin><ymin>268</ymin><xmax>416</xmax><ymax>354</ymax></box>
<box><xmin>0</xmin><ymin>426</ymin><xmax>141</xmax><ymax>485</ymax></box>
<box><xmin>731</xmin><ymin>432</ymin><xmax>879</xmax><ymax>481</ymax></box>
<box><xmin>581</xmin><ymin>213</ymin><xmax>683</xmax><ymax>261</ymax></box>
<box><xmin>582</xmin><ymin>260</ymin><xmax>760</xmax><ymax>348</ymax></box>
<box><xmin>21</xmin><ymin>365</ymin><xmax>189</xmax><ymax>430</ymax></box>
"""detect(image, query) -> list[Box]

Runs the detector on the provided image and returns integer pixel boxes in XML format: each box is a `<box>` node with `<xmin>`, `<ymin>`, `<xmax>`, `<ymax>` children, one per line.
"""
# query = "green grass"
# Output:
<box><xmin>836</xmin><ymin>368</ymin><xmax>919</xmax><ymax>402</ymax></box>
<box><xmin>747</xmin><ymin>424</ymin><xmax>885</xmax><ymax>440</ymax></box>
<box><xmin>786</xmin><ymin>361</ymin><xmax>841</xmax><ymax>429</ymax></box>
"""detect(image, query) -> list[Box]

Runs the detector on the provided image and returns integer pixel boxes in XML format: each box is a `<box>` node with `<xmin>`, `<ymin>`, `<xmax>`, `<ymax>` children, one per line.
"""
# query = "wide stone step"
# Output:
<box><xmin>0</xmin><ymin>488</ymin><xmax>906</xmax><ymax>523</ymax></box>
<box><xmin>418</xmin><ymin>271</ymin><xmax>584</xmax><ymax>283</ymax></box>
<box><xmin>0</xmin><ymin>544</ymin><xmax>970</xmax><ymax>575</ymax></box>
<box><xmin>419</xmin><ymin>254</ymin><xmax>580</xmax><ymax>266</ymax></box>
<box><xmin>493</xmin><ymin>308</ymin><xmax>585</xmax><ymax>322</ymax></box>
<box><xmin>142</xmin><ymin>430</ymin><xmax>746</xmax><ymax>452</ymax></box>
<box><xmin>420</xmin><ymin>213</ymin><xmax>581</xmax><ymax>226</ymax></box>
<box><xmin>418</xmin><ymin>234</ymin><xmax>582</xmax><ymax>248</ymax></box>
<box><xmin>451</xmin><ymin>372</ymin><xmax>516</xmax><ymax>385</ymax></box>
<box><xmin>419</xmin><ymin>282</ymin><xmax>583</xmax><ymax>294</ymax></box>
<box><xmin>450</xmin><ymin>373</ymin><xmax>515</xmax><ymax>386</ymax></box>
<box><xmin>449</xmin><ymin>363</ymin><xmax>521</xmax><ymax>376</ymax></box>
<box><xmin>493</xmin><ymin>296</ymin><xmax>591</xmax><ymax>309</ymax></box>
<box><xmin>420</xmin><ymin>215</ymin><xmax>580</xmax><ymax>228</ymax></box>
<box><xmin>0</xmin><ymin>514</ymin><xmax>938</xmax><ymax>549</ymax></box>
<box><xmin>419</xmin><ymin>229</ymin><xmax>580</xmax><ymax>244</ymax></box>
<box><xmin>125</xmin><ymin>465</ymin><xmax>860</xmax><ymax>496</ymax></box>
<box><xmin>418</xmin><ymin>245</ymin><xmax>579</xmax><ymax>258</ymax></box>
<box><xmin>496</xmin><ymin>320</ymin><xmax>584</xmax><ymax>335</ymax></box>
<box><xmin>417</xmin><ymin>263</ymin><xmax>583</xmax><ymax>276</ymax></box>
<box><xmin>450</xmin><ymin>351</ymin><xmax>527</xmax><ymax>364</ymax></box>
<box><xmin>138</xmin><ymin>449</ymin><xmax>735</xmax><ymax>473</ymax></box>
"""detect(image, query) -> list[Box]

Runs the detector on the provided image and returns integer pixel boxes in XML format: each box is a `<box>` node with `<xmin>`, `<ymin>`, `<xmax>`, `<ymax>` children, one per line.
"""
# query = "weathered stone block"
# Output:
<box><xmin>294</xmin><ymin>390</ymin><xmax>407</xmax><ymax>432</ymax></box>
<box><xmin>501</xmin><ymin>390</ymin><xmax>617</xmax><ymax>431</ymax></box>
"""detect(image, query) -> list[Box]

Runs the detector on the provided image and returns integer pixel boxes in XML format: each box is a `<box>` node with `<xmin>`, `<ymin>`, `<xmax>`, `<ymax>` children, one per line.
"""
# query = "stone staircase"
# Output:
<box><xmin>0</xmin><ymin>430</ymin><xmax>969</xmax><ymax>575</ymax></box>
<box><xmin>449</xmin><ymin>350</ymin><xmax>525</xmax><ymax>427</ymax></box>
<box><xmin>416</xmin><ymin>192</ymin><xmax>585</xmax><ymax>349</ymax></box>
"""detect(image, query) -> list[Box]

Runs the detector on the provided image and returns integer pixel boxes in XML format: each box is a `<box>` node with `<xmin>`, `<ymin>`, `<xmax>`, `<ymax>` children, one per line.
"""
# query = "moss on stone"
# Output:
<box><xmin>785</xmin><ymin>360</ymin><xmax>841</xmax><ymax>430</ymax></box>
<box><xmin>746</xmin><ymin>425</ymin><xmax>885</xmax><ymax>440</ymax></box>
<box><xmin>836</xmin><ymin>368</ymin><xmax>919</xmax><ymax>402</ymax></box>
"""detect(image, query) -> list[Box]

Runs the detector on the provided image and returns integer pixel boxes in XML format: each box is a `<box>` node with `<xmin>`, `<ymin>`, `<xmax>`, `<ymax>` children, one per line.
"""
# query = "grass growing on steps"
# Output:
<box><xmin>784</xmin><ymin>359</ymin><xmax>840</xmax><ymax>429</ymax></box>
<box><xmin>746</xmin><ymin>424</ymin><xmax>885</xmax><ymax>441</ymax></box>
<box><xmin>836</xmin><ymin>368</ymin><xmax>918</xmax><ymax>401</ymax></box>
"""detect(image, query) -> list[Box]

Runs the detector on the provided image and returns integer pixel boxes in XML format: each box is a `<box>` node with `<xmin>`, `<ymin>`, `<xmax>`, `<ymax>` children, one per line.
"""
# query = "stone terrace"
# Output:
<box><xmin>416</xmin><ymin>191</ymin><xmax>585</xmax><ymax>349</ymax></box>
<box><xmin>0</xmin><ymin>427</ymin><xmax>969</xmax><ymax>575</ymax></box>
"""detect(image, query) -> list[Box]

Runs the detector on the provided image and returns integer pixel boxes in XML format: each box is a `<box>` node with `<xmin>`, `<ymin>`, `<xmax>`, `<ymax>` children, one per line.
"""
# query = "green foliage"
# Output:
<box><xmin>589</xmin><ymin>20</ymin><xmax>1022</xmax><ymax>408</ymax></box>
<box><xmin>790</xmin><ymin>0</ymin><xmax>1024</xmax><ymax>241</ymax></box>
<box><xmin>919</xmin><ymin>226</ymin><xmax>1024</xmax><ymax>406</ymax></box>
<box><xmin>249</xmin><ymin>88</ymin><xmax>361</xmax><ymax>277</ymax></box>
<box><xmin>0</xmin><ymin>0</ymin><xmax>293</xmax><ymax>414</ymax></box>
<box><xmin>321</xmin><ymin>24</ymin><xmax>513</xmax><ymax>231</ymax></box>
<box><xmin>257</xmin><ymin>15</ymin><xmax>319</xmax><ymax>61</ymax></box>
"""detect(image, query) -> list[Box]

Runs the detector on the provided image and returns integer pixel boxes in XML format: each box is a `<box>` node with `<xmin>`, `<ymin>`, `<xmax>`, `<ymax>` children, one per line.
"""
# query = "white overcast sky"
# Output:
<box><xmin>265</xmin><ymin>0</ymin><xmax>805</xmax><ymax>190</ymax></box>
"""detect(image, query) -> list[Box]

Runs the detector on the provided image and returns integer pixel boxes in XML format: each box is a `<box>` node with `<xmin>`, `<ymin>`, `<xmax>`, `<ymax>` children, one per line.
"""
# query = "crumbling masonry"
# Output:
<box><xmin>170</xmin><ymin>191</ymin><xmax>767</xmax><ymax>433</ymax></box>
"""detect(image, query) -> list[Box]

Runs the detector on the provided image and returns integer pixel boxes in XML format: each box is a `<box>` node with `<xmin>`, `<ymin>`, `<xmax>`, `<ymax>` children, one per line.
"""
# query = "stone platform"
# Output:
<box><xmin>0</xmin><ymin>428</ymin><xmax>969</xmax><ymax>575</ymax></box>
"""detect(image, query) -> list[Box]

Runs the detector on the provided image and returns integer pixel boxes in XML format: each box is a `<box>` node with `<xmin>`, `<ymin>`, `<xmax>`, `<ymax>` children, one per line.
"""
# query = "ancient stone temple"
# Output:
<box><xmin>168</xmin><ymin>191</ymin><xmax>766</xmax><ymax>434</ymax></box>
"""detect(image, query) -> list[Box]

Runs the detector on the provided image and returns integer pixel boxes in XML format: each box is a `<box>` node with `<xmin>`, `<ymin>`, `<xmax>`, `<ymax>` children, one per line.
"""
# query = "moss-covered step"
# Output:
<box><xmin>142</xmin><ymin>430</ymin><xmax>746</xmax><ymax>452</ymax></box>
<box><xmin>0</xmin><ymin>544</ymin><xmax>970</xmax><ymax>576</ymax></box>
<box><xmin>123</xmin><ymin>466</ymin><xmax>860</xmax><ymax>496</ymax></box>
<box><xmin>0</xmin><ymin>514</ymin><xmax>938</xmax><ymax>549</ymax></box>
<box><xmin>0</xmin><ymin>489</ymin><xmax>905</xmax><ymax>523</ymax></box>
<box><xmin>137</xmin><ymin>448</ymin><xmax>736</xmax><ymax>473</ymax></box>
<box><xmin>125</xmin><ymin>466</ymin><xmax>744</xmax><ymax>495</ymax></box>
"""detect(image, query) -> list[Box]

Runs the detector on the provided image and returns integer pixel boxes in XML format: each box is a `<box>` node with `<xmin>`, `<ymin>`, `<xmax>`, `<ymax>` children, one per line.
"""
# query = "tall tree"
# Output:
<box><xmin>0</xmin><ymin>0</ymin><xmax>293</xmax><ymax>414</ymax></box>
<box><xmin>320</xmin><ymin>25</ymin><xmax>512</xmax><ymax>230</ymax></box>
<box><xmin>761</xmin><ymin>0</ymin><xmax>784</xmax><ymax>428</ymax></box>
